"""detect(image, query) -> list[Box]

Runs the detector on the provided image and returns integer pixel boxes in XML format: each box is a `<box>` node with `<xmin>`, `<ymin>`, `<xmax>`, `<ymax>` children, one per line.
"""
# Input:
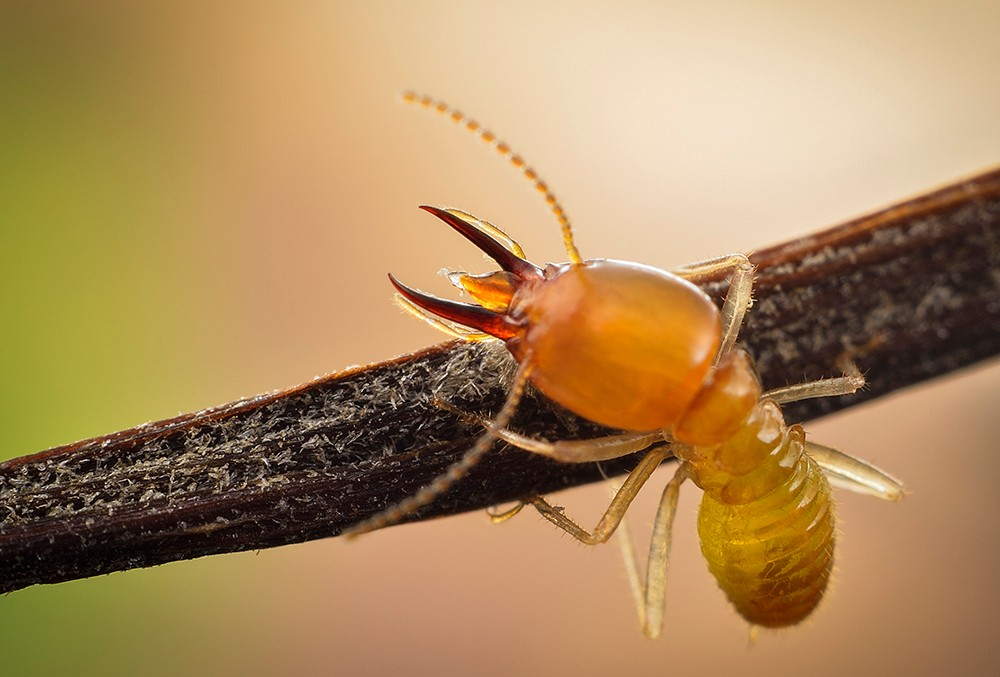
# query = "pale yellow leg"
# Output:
<box><xmin>617</xmin><ymin>462</ymin><xmax>691</xmax><ymax>639</ymax></box>
<box><xmin>673</xmin><ymin>252</ymin><xmax>753</xmax><ymax>280</ymax></box>
<box><xmin>344</xmin><ymin>356</ymin><xmax>534</xmax><ymax>537</ymax></box>
<box><xmin>523</xmin><ymin>446</ymin><xmax>672</xmax><ymax>545</ymax></box>
<box><xmin>765</xmin><ymin>359</ymin><xmax>865</xmax><ymax>404</ymax></box>
<box><xmin>674</xmin><ymin>253</ymin><xmax>754</xmax><ymax>360</ymax></box>
<box><xmin>487</xmin><ymin>425</ymin><xmax>666</xmax><ymax>463</ymax></box>
<box><xmin>765</xmin><ymin>362</ymin><xmax>903</xmax><ymax>502</ymax></box>
<box><xmin>807</xmin><ymin>442</ymin><xmax>904</xmax><ymax>501</ymax></box>
<box><xmin>453</xmin><ymin>404</ymin><xmax>668</xmax><ymax>523</ymax></box>
<box><xmin>614</xmin><ymin>500</ymin><xmax>644</xmax><ymax>624</ymax></box>
<box><xmin>487</xmin><ymin>502</ymin><xmax>526</xmax><ymax>524</ymax></box>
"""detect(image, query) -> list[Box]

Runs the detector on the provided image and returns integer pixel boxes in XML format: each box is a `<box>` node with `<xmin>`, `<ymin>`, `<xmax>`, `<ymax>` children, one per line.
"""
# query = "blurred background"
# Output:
<box><xmin>1</xmin><ymin>2</ymin><xmax>998</xmax><ymax>675</ymax></box>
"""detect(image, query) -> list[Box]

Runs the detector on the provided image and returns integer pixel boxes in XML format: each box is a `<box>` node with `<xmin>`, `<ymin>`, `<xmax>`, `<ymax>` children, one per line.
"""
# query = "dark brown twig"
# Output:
<box><xmin>1</xmin><ymin>168</ymin><xmax>998</xmax><ymax>594</ymax></box>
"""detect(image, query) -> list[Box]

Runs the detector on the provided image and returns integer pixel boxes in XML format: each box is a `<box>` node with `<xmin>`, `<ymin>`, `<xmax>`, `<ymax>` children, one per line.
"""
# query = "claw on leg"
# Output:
<box><xmin>487</xmin><ymin>502</ymin><xmax>526</xmax><ymax>523</ymax></box>
<box><xmin>673</xmin><ymin>253</ymin><xmax>754</xmax><ymax>362</ymax></box>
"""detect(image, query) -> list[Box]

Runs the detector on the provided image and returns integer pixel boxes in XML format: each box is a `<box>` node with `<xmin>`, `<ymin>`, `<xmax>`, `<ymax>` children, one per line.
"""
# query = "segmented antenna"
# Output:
<box><xmin>402</xmin><ymin>91</ymin><xmax>583</xmax><ymax>265</ymax></box>
<box><xmin>344</xmin><ymin>355</ymin><xmax>534</xmax><ymax>537</ymax></box>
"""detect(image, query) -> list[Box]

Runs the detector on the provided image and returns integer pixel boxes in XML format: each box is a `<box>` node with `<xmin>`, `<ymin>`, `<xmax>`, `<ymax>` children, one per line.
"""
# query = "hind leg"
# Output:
<box><xmin>807</xmin><ymin>442</ymin><xmax>904</xmax><ymax>501</ymax></box>
<box><xmin>762</xmin><ymin>360</ymin><xmax>903</xmax><ymax>502</ymax></box>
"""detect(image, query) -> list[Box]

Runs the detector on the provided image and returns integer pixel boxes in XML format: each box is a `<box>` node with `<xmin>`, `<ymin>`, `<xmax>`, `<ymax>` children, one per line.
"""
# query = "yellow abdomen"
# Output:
<box><xmin>696</xmin><ymin>453</ymin><xmax>835</xmax><ymax>627</ymax></box>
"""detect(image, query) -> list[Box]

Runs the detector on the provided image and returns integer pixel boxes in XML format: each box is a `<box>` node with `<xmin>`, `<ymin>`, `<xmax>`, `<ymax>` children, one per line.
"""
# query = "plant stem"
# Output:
<box><xmin>1</xmin><ymin>167</ymin><xmax>998</xmax><ymax>594</ymax></box>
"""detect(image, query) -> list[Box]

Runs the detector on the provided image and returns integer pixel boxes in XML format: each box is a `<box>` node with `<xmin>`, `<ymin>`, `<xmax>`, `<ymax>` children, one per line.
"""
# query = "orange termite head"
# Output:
<box><xmin>391</xmin><ymin>205</ymin><xmax>724</xmax><ymax>434</ymax></box>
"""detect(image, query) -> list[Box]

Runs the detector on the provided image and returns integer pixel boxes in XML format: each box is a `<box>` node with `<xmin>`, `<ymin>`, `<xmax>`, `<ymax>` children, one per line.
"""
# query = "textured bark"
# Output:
<box><xmin>1</xmin><ymin>167</ymin><xmax>998</xmax><ymax>594</ymax></box>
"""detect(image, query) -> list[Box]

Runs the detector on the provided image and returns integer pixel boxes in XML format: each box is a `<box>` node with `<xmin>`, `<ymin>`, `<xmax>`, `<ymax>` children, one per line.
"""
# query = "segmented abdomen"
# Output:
<box><xmin>696</xmin><ymin>439</ymin><xmax>836</xmax><ymax>627</ymax></box>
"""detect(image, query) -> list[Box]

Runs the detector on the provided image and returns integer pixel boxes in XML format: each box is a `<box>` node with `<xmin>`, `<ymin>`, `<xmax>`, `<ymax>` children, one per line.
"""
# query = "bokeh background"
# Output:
<box><xmin>2</xmin><ymin>2</ymin><xmax>998</xmax><ymax>675</ymax></box>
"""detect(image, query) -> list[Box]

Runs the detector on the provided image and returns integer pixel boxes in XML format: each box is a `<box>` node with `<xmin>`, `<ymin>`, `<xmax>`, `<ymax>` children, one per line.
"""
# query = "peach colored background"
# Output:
<box><xmin>1</xmin><ymin>2</ymin><xmax>998</xmax><ymax>675</ymax></box>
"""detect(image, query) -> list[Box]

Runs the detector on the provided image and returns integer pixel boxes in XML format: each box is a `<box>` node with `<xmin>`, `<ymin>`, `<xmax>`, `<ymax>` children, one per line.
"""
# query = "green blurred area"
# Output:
<box><xmin>0</xmin><ymin>7</ymin><xmax>234</xmax><ymax>675</ymax></box>
<box><xmin>1</xmin><ymin>6</ymin><xmax>199</xmax><ymax>458</ymax></box>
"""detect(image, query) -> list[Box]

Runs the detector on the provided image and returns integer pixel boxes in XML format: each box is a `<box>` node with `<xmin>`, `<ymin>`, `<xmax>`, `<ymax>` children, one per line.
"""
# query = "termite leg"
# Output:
<box><xmin>435</xmin><ymin>397</ymin><xmax>667</xmax><ymax>464</ymax></box>
<box><xmin>674</xmin><ymin>253</ymin><xmax>754</xmax><ymax>360</ymax></box>
<box><xmin>485</xmin><ymin>431</ymin><xmax>666</xmax><ymax>524</ymax></box>
<box><xmin>807</xmin><ymin>442</ymin><xmax>904</xmax><ymax>501</ymax></box>
<box><xmin>619</xmin><ymin>462</ymin><xmax>691</xmax><ymax>639</ymax></box>
<box><xmin>765</xmin><ymin>359</ymin><xmax>865</xmax><ymax>404</ymax></box>
<box><xmin>673</xmin><ymin>252</ymin><xmax>753</xmax><ymax>280</ymax></box>
<box><xmin>487</xmin><ymin>502</ymin><xmax>526</xmax><ymax>524</ymax></box>
<box><xmin>487</xmin><ymin>426</ymin><xmax>666</xmax><ymax>464</ymax></box>
<box><xmin>523</xmin><ymin>446</ymin><xmax>672</xmax><ymax>545</ymax></box>
<box><xmin>343</xmin><ymin>355</ymin><xmax>534</xmax><ymax>537</ymax></box>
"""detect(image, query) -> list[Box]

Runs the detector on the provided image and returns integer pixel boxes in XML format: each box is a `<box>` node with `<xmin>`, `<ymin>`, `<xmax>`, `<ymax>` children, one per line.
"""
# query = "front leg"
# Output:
<box><xmin>673</xmin><ymin>253</ymin><xmax>754</xmax><ymax>360</ymax></box>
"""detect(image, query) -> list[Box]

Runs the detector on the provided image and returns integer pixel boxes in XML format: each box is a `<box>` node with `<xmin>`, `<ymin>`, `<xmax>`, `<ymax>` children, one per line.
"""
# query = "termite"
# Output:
<box><xmin>348</xmin><ymin>92</ymin><xmax>904</xmax><ymax>637</ymax></box>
